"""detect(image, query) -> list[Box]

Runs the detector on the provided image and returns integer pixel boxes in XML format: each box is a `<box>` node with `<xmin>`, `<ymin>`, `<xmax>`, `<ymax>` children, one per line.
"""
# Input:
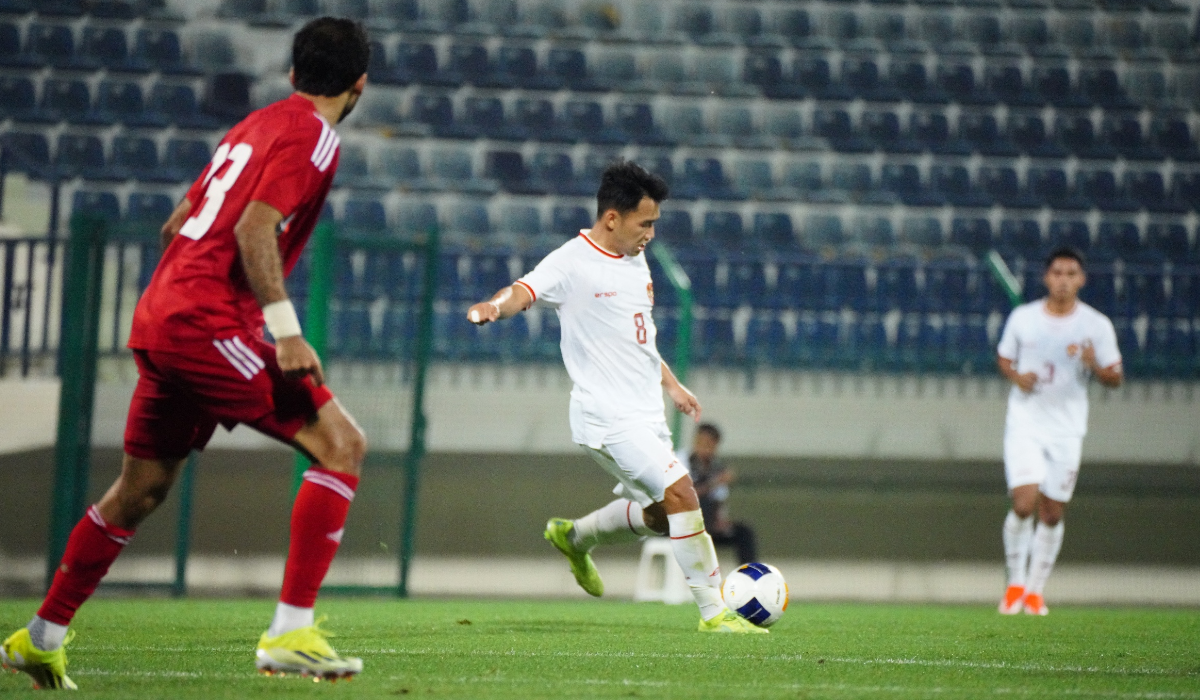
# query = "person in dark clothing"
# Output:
<box><xmin>677</xmin><ymin>423</ymin><xmax>758</xmax><ymax>565</ymax></box>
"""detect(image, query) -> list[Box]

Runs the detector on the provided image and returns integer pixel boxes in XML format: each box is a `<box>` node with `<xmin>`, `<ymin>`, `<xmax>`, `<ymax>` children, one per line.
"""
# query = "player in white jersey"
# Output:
<box><xmin>466</xmin><ymin>161</ymin><xmax>765</xmax><ymax>633</ymax></box>
<box><xmin>995</xmin><ymin>247</ymin><xmax>1123</xmax><ymax>616</ymax></box>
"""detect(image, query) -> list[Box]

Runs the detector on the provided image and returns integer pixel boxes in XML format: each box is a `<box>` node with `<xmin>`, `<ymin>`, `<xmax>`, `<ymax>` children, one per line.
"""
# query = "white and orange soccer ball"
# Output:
<box><xmin>721</xmin><ymin>562</ymin><xmax>789</xmax><ymax>628</ymax></box>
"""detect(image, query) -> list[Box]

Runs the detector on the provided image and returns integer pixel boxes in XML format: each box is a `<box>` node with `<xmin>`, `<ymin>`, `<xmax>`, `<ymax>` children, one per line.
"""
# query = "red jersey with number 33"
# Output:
<box><xmin>128</xmin><ymin>94</ymin><xmax>339</xmax><ymax>352</ymax></box>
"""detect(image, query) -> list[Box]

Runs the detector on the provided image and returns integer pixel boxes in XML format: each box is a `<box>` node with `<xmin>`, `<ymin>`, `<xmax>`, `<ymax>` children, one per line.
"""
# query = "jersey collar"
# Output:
<box><xmin>579</xmin><ymin>230</ymin><xmax>623</xmax><ymax>259</ymax></box>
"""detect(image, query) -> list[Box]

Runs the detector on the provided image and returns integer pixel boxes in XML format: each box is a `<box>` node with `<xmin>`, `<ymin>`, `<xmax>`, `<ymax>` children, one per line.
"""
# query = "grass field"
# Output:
<box><xmin>1</xmin><ymin>599</ymin><xmax>1198</xmax><ymax>699</ymax></box>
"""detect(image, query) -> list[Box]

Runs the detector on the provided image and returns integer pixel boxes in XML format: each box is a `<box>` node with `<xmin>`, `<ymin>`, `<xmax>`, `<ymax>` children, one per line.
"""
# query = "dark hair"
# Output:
<box><xmin>1044</xmin><ymin>245</ymin><xmax>1086</xmax><ymax>271</ymax></box>
<box><xmin>596</xmin><ymin>160</ymin><xmax>669</xmax><ymax>218</ymax></box>
<box><xmin>292</xmin><ymin>18</ymin><xmax>371</xmax><ymax>97</ymax></box>
<box><xmin>697</xmin><ymin>423</ymin><xmax>722</xmax><ymax>442</ymax></box>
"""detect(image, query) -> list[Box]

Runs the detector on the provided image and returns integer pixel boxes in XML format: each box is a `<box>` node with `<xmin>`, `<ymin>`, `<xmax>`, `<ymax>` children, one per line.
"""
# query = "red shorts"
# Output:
<box><xmin>124</xmin><ymin>333</ymin><xmax>334</xmax><ymax>460</ymax></box>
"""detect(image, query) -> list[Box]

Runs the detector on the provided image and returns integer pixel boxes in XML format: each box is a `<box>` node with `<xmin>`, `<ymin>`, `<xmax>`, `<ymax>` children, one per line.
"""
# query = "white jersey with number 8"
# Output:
<box><xmin>517</xmin><ymin>231</ymin><xmax>665</xmax><ymax>447</ymax></box>
<box><xmin>997</xmin><ymin>299</ymin><xmax>1122</xmax><ymax>438</ymax></box>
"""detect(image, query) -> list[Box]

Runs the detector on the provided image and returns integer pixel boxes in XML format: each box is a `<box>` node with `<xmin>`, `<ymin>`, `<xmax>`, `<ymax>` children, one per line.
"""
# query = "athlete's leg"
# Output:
<box><xmin>1025</xmin><ymin>496</ymin><xmax>1066</xmax><ymax>599</ymax></box>
<box><xmin>255</xmin><ymin>398</ymin><xmax>366</xmax><ymax>636</ymax></box>
<box><xmin>656</xmin><ymin>475</ymin><xmax>726</xmax><ymax>621</ymax></box>
<box><xmin>1000</xmin><ymin>430</ymin><xmax>1045</xmax><ymax>613</ymax></box>
<box><xmin>571</xmin><ymin>498</ymin><xmax>660</xmax><ymax>551</ymax></box>
<box><xmin>1022</xmin><ymin>437</ymin><xmax>1079</xmax><ymax>615</ymax></box>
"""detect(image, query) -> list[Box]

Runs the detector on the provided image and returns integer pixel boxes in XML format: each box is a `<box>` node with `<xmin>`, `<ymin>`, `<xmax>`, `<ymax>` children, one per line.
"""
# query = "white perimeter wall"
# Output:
<box><xmin>2</xmin><ymin>362</ymin><xmax>1198</xmax><ymax>463</ymax></box>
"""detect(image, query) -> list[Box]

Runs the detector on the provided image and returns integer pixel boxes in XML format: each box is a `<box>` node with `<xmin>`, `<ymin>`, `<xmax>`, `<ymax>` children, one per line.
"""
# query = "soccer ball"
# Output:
<box><xmin>721</xmin><ymin>562</ymin><xmax>789</xmax><ymax>627</ymax></box>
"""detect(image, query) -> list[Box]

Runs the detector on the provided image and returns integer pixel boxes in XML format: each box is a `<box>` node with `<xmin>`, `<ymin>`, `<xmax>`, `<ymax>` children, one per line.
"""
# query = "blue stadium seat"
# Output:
<box><xmin>1126</xmin><ymin>170</ymin><xmax>1185</xmax><ymax>213</ymax></box>
<box><xmin>1010</xmin><ymin>113</ymin><xmax>1066</xmax><ymax>158</ymax></box>
<box><xmin>802</xmin><ymin>215</ymin><xmax>844</xmax><ymax>251</ymax></box>
<box><xmin>201</xmin><ymin>72</ymin><xmax>252</xmax><ymax>124</ymax></box>
<box><xmin>881</xmin><ymin>162</ymin><xmax>940</xmax><ymax>206</ymax></box>
<box><xmin>949</xmin><ymin>218</ymin><xmax>993</xmax><ymax>254</ymax></box>
<box><xmin>745</xmin><ymin>53</ymin><xmax>783</xmax><ymax>91</ymax></box>
<box><xmin>546</xmin><ymin>48</ymin><xmax>597</xmax><ymax>91</ymax></box>
<box><xmin>106</xmin><ymin>136</ymin><xmax>158</xmax><ymax>181</ymax></box>
<box><xmin>842</xmin><ymin>57</ymin><xmax>898</xmax><ymax>101</ymax></box>
<box><xmin>0</xmin><ymin>22</ymin><xmax>36</xmax><ymax>69</ymax></box>
<box><xmin>53</xmin><ymin>134</ymin><xmax>106</xmax><ymax>180</ymax></box>
<box><xmin>892</xmin><ymin>60</ymin><xmax>945</xmax><ymax>104</ymax></box>
<box><xmin>1049</xmin><ymin>219</ymin><xmax>1091</xmax><ymax>251</ymax></box>
<box><xmin>559</xmin><ymin>100</ymin><xmax>614</xmax><ymax>143</ymax></box>
<box><xmin>938</xmin><ymin>61</ymin><xmax>992</xmax><ymax>105</ymax></box>
<box><xmin>459</xmin><ymin>96</ymin><xmax>517</xmax><ymax>140</ymax></box>
<box><xmin>26</xmin><ymin>23</ymin><xmax>75</xmax><ymax>68</ymax></box>
<box><xmin>444</xmin><ymin>202</ymin><xmax>491</xmax><ymax>244</ymax></box>
<box><xmin>853</xmin><ymin>216</ymin><xmax>896</xmax><ymax>249</ymax></box>
<box><xmin>1080</xmin><ymin>67</ymin><xmax>1132</xmax><ymax>109</ymax></box>
<box><xmin>39</xmin><ymin>79</ymin><xmax>90</xmax><ymax>123</ymax></box>
<box><xmin>864</xmin><ymin>110</ymin><xmax>920</xmax><ymax>154</ymax></box>
<box><xmin>142</xmin><ymin>84</ymin><xmax>218</xmax><ymax>129</ymax></box>
<box><xmin>925</xmin><ymin>257</ymin><xmax>972</xmax><ymax>313</ymax></box>
<box><xmin>912</xmin><ymin>112</ymin><xmax>967</xmax><ymax>155</ymax></box>
<box><xmin>732</xmin><ymin>159</ymin><xmax>776</xmax><ymax>200</ymax></box>
<box><xmin>769</xmin><ymin>258</ymin><xmax>818</xmax><ymax>309</ymax></box>
<box><xmin>900</xmin><ymin>217</ymin><xmax>944</xmax><ymax>248</ymax></box>
<box><xmin>161</xmin><ymin>139</ymin><xmax>213</xmax><ymax>183</ymax></box>
<box><xmin>1034</xmin><ymin>67</ymin><xmax>1086</xmax><ymax>108</ymax></box>
<box><xmin>512</xmin><ymin>98</ymin><xmax>556</xmax><ymax>140</ymax></box>
<box><xmin>0</xmin><ymin>76</ymin><xmax>42</xmax><ymax>123</ymax></box>
<box><xmin>486</xmin><ymin>151</ymin><xmax>538</xmax><ymax>194</ymax></box>
<box><xmin>1027</xmin><ymin>168</ymin><xmax>1082</xmax><ymax>210</ymax></box>
<box><xmin>962</xmin><ymin>113</ymin><xmax>1019</xmax><ymax>157</ymax></box>
<box><xmin>979</xmin><ymin>166</ymin><xmax>1035</xmax><ymax>208</ymax></box>
<box><xmin>998</xmin><ymin>219</ymin><xmax>1042</xmax><ymax>258</ymax></box>
<box><xmin>1167</xmin><ymin>269</ymin><xmax>1199</xmax><ymax>316</ymax></box>
<box><xmin>1078</xmin><ymin>170</ymin><xmax>1139</xmax><ymax>213</ymax></box>
<box><xmin>613</xmin><ymin>102</ymin><xmax>670</xmax><ymax>146</ymax></box>
<box><xmin>1171</xmin><ymin>173</ymin><xmax>1200</xmax><ymax>211</ymax></box>
<box><xmin>341</xmin><ymin>198</ymin><xmax>388</xmax><ymax>239</ymax></box>
<box><xmin>655</xmin><ymin>210</ymin><xmax>694</xmax><ymax>249</ymax></box>
<box><xmin>121</xmin><ymin>192</ymin><xmax>174</xmax><ymax>239</ymax></box>
<box><xmin>131</xmin><ymin>29</ymin><xmax>196</xmax><ymax>75</ymax></box>
<box><xmin>695</xmin><ymin>315</ymin><xmax>737</xmax><ymax>364</ymax></box>
<box><xmin>82</xmin><ymin>81</ymin><xmax>145</xmax><ymax>126</ymax></box>
<box><xmin>814</xmin><ymin>108</ymin><xmax>870</xmax><ymax>153</ymax></box>
<box><xmin>491</xmin><ymin>46</ymin><xmax>549</xmax><ymax>90</ymax></box>
<box><xmin>71</xmin><ymin>189</ymin><xmax>121</xmax><ymax>223</ymax></box>
<box><xmin>395</xmin><ymin>42</ymin><xmax>448</xmax><ymax>86</ymax></box>
<box><xmin>677</xmin><ymin>158</ymin><xmax>736</xmax><ymax>200</ymax></box>
<box><xmin>1125</xmin><ymin>269</ymin><xmax>1166</xmax><ymax>313</ymax></box>
<box><xmin>829</xmin><ymin>163</ymin><xmax>873</xmax><ymax>200</ymax></box>
<box><xmin>396</xmin><ymin>202</ymin><xmax>438</xmax><ymax>239</ymax></box>
<box><xmin>1105</xmin><ymin>116</ymin><xmax>1160</xmax><ymax>161</ymax></box>
<box><xmin>745</xmin><ymin>314</ymin><xmax>788</xmax><ymax>366</ymax></box>
<box><xmin>1143</xmin><ymin>318</ymin><xmax>1195</xmax><ymax>378</ymax></box>
<box><xmin>875</xmin><ymin>256</ymin><xmax>920</xmax><ymax>311</ymax></box>
<box><xmin>702</xmin><ymin>210</ymin><xmax>744</xmax><ymax>250</ymax></box>
<box><xmin>528</xmin><ymin>151</ymin><xmax>577</xmax><ymax>196</ymax></box>
<box><xmin>1094</xmin><ymin>222</ymin><xmax>1142</xmax><ymax>264</ymax></box>
<box><xmin>930</xmin><ymin>164</ymin><xmax>990</xmax><ymax>207</ymax></box>
<box><xmin>752</xmin><ymin>213</ymin><xmax>796</xmax><ymax>250</ymax></box>
<box><xmin>987</xmin><ymin>65</ymin><xmax>1038</xmax><ymax>107</ymax></box>
<box><xmin>1153</xmin><ymin>117</ymin><xmax>1200</xmax><ymax>162</ymax></box>
<box><xmin>1148</xmin><ymin>223</ymin><xmax>1193</xmax><ymax>263</ymax></box>
<box><xmin>77</xmin><ymin>26</ymin><xmax>131</xmax><ymax>71</ymax></box>
<box><xmin>445</xmin><ymin>42</ymin><xmax>490</xmax><ymax>86</ymax></box>
<box><xmin>1</xmin><ymin>132</ymin><xmax>51</xmax><ymax>179</ymax></box>
<box><xmin>551</xmin><ymin>205</ymin><xmax>591</xmax><ymax>236</ymax></box>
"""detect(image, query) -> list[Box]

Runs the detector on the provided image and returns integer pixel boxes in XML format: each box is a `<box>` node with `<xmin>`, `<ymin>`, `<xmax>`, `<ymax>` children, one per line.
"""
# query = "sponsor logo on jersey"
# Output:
<box><xmin>594</xmin><ymin>291</ymin><xmax>618</xmax><ymax>298</ymax></box>
<box><xmin>1066</xmin><ymin>343</ymin><xmax>1080</xmax><ymax>357</ymax></box>
<box><xmin>647</xmin><ymin>282</ymin><xmax>654</xmax><ymax>305</ymax></box>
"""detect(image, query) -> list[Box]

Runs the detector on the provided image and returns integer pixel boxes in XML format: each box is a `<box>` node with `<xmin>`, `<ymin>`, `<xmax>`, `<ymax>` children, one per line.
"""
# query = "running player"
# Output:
<box><xmin>996</xmin><ymin>247</ymin><xmax>1123</xmax><ymax>616</ymax></box>
<box><xmin>466</xmin><ymin>161</ymin><xmax>765</xmax><ymax>633</ymax></box>
<box><xmin>1</xmin><ymin>19</ymin><xmax>371</xmax><ymax>688</ymax></box>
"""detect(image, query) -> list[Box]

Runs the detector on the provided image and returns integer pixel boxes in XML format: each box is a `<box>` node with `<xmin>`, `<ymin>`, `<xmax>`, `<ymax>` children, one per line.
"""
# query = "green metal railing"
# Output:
<box><xmin>650</xmin><ymin>242</ymin><xmax>694</xmax><ymax>449</ymax></box>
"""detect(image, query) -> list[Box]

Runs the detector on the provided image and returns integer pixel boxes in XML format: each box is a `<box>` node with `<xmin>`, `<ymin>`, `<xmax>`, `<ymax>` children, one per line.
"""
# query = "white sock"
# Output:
<box><xmin>1002</xmin><ymin>510</ymin><xmax>1034</xmax><ymax>588</ymax></box>
<box><xmin>570</xmin><ymin>499</ymin><xmax>658</xmax><ymax>551</ymax></box>
<box><xmin>26</xmin><ymin>616</ymin><xmax>68</xmax><ymax>652</ymax></box>
<box><xmin>1025</xmin><ymin>520</ymin><xmax>1065</xmax><ymax>595</ymax></box>
<box><xmin>667</xmin><ymin>510</ymin><xmax>726</xmax><ymax>621</ymax></box>
<box><xmin>267</xmin><ymin>602</ymin><xmax>314</xmax><ymax>637</ymax></box>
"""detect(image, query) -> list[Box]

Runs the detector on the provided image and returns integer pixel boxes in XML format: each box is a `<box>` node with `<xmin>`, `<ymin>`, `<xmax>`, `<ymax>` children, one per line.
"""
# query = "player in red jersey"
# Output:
<box><xmin>1</xmin><ymin>19</ymin><xmax>371</xmax><ymax>688</ymax></box>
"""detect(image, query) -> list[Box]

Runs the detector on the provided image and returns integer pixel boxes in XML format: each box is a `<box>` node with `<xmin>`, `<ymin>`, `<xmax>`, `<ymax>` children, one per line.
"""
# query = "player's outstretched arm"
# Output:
<box><xmin>662</xmin><ymin>361</ymin><xmax>701</xmax><ymax>423</ymax></box>
<box><xmin>235</xmin><ymin>200</ymin><xmax>324</xmax><ymax>386</ymax></box>
<box><xmin>466</xmin><ymin>284</ymin><xmax>533</xmax><ymax>325</ymax></box>
<box><xmin>160</xmin><ymin>197</ymin><xmax>193</xmax><ymax>250</ymax></box>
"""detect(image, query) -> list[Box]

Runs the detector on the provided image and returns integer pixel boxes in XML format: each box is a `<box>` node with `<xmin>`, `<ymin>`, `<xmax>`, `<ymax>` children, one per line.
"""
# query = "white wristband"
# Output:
<box><xmin>263</xmin><ymin>300</ymin><xmax>302</xmax><ymax>339</ymax></box>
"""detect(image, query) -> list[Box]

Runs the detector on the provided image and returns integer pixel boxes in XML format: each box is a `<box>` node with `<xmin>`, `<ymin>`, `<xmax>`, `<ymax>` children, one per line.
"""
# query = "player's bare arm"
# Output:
<box><xmin>160</xmin><ymin>197</ymin><xmax>193</xmax><ymax>250</ymax></box>
<box><xmin>466</xmin><ymin>283</ymin><xmax>533</xmax><ymax>325</ymax></box>
<box><xmin>997</xmin><ymin>356</ymin><xmax>1037</xmax><ymax>393</ymax></box>
<box><xmin>662</xmin><ymin>361</ymin><xmax>701</xmax><ymax>422</ymax></box>
<box><xmin>1081</xmin><ymin>341</ymin><xmax>1123</xmax><ymax>388</ymax></box>
<box><xmin>234</xmin><ymin>200</ymin><xmax>324</xmax><ymax>386</ymax></box>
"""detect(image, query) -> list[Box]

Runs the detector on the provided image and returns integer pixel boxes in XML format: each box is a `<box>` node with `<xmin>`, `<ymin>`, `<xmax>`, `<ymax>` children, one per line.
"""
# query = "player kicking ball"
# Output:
<box><xmin>996</xmin><ymin>247</ymin><xmax>1123</xmax><ymax>616</ymax></box>
<box><xmin>2</xmin><ymin>19</ymin><xmax>371</xmax><ymax>689</ymax></box>
<box><xmin>467</xmin><ymin>161</ymin><xmax>765</xmax><ymax>634</ymax></box>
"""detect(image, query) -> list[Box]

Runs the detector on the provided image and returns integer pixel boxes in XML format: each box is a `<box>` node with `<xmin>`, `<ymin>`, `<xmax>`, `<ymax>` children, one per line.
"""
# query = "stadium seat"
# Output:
<box><xmin>1148</xmin><ymin>223</ymin><xmax>1193</xmax><ymax>263</ymax></box>
<box><xmin>1027</xmin><ymin>167</ymin><xmax>1082</xmax><ymax>210</ymax></box>
<box><xmin>528</xmin><ymin>151</ymin><xmax>578</xmax><ymax>196</ymax></box>
<box><xmin>1077</xmin><ymin>170</ymin><xmax>1139</xmax><ymax>213</ymax></box>
<box><xmin>998</xmin><ymin>219</ymin><xmax>1043</xmax><ymax>258</ymax></box>
<box><xmin>677</xmin><ymin>158</ymin><xmax>737</xmax><ymax>200</ymax></box>
<box><xmin>912</xmin><ymin>112</ymin><xmax>967</xmax><ymax>155</ymax></box>
<box><xmin>106</xmin><ymin>136</ymin><xmax>159</xmax><ymax>181</ymax></box>
<box><xmin>161</xmin><ymin>139</ymin><xmax>213</xmax><ymax>183</ymax></box>
<box><xmin>949</xmin><ymin>217</ymin><xmax>993</xmax><ymax>254</ymax></box>
<box><xmin>486</xmin><ymin>151</ymin><xmax>538</xmax><ymax>195</ymax></box>
<box><xmin>82</xmin><ymin>81</ymin><xmax>145</xmax><ymax>127</ymax></box>
<box><xmin>814</xmin><ymin>109</ymin><xmax>870</xmax><ymax>153</ymax></box>
<box><xmin>0</xmin><ymin>132</ymin><xmax>52</xmax><ymax>179</ymax></box>
<box><xmin>1105</xmin><ymin>116</ymin><xmax>1160</xmax><ymax>161</ymax></box>
<box><xmin>864</xmin><ymin>110</ymin><xmax>920</xmax><ymax>154</ymax></box>
<box><xmin>141</xmin><ymin>84</ymin><xmax>219</xmax><ymax>129</ymax></box>
<box><xmin>445</xmin><ymin>42</ymin><xmax>490</xmax><ymax>86</ymax></box>
<box><xmin>655</xmin><ymin>210</ymin><xmax>694</xmax><ymax>250</ymax></box>
<box><xmin>25</xmin><ymin>23</ymin><xmax>75</xmax><ymax>69</ymax></box>
<box><xmin>121</xmin><ymin>192</ymin><xmax>174</xmax><ymax>239</ymax></box>
<box><xmin>931</xmin><ymin>164</ymin><xmax>990</xmax><ymax>207</ymax></box>
<box><xmin>53</xmin><ymin>134</ymin><xmax>106</xmax><ymax>180</ymax></box>
<box><xmin>1094</xmin><ymin>221</ymin><xmax>1142</xmax><ymax>263</ymax></box>
<box><xmin>701</xmin><ymin>210</ymin><xmax>744</xmax><ymax>251</ymax></box>
<box><xmin>202</xmin><ymin>73</ymin><xmax>253</xmax><ymax>123</ymax></box>
<box><xmin>802</xmin><ymin>214</ymin><xmax>845</xmax><ymax>250</ymax></box>
<box><xmin>444</xmin><ymin>201</ymin><xmax>491</xmax><ymax>244</ymax></box>
<box><xmin>551</xmin><ymin>205</ymin><xmax>591</xmax><ymax>236</ymax></box>
<box><xmin>613</xmin><ymin>102</ymin><xmax>670</xmax><ymax>146</ymax></box>
<box><xmin>38</xmin><ymin>79</ymin><xmax>90</xmax><ymax>123</ymax></box>
<box><xmin>1049</xmin><ymin>220</ymin><xmax>1091</xmax><ymax>251</ymax></box>
<box><xmin>131</xmin><ymin>29</ymin><xmax>196</xmax><ymax>75</ymax></box>
<box><xmin>0</xmin><ymin>22</ymin><xmax>35</xmax><ymax>69</ymax></box>
<box><xmin>1153</xmin><ymin>117</ymin><xmax>1200</xmax><ymax>162</ymax></box>
<box><xmin>961</xmin><ymin>113</ymin><xmax>1018</xmax><ymax>157</ymax></box>
<box><xmin>979</xmin><ymin>166</ymin><xmax>1035</xmax><ymax>208</ymax></box>
<box><xmin>0</xmin><ymin>76</ymin><xmax>42</xmax><ymax>123</ymax></box>
<box><xmin>1126</xmin><ymin>171</ymin><xmax>1185</xmax><ymax>213</ymax></box>
<box><xmin>71</xmin><ymin>189</ymin><xmax>121</xmax><ymax>223</ymax></box>
<box><xmin>752</xmin><ymin>213</ymin><xmax>796</xmax><ymax>250</ymax></box>
<box><xmin>76</xmin><ymin>26</ymin><xmax>130</xmax><ymax>71</ymax></box>
<box><xmin>1010</xmin><ymin>113</ymin><xmax>1066</xmax><ymax>158</ymax></box>
<box><xmin>900</xmin><ymin>217</ymin><xmax>944</xmax><ymax>248</ymax></box>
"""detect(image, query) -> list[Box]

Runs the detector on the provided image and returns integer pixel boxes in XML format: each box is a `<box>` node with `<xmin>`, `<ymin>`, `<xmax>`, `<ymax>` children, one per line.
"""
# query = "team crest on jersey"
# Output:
<box><xmin>647</xmin><ymin>282</ymin><xmax>654</xmax><ymax>305</ymax></box>
<box><xmin>1066</xmin><ymin>343</ymin><xmax>1080</xmax><ymax>357</ymax></box>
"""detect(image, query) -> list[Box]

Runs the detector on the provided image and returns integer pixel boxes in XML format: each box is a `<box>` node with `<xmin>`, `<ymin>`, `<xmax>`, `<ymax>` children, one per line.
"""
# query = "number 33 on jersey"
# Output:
<box><xmin>129</xmin><ymin>94</ymin><xmax>341</xmax><ymax>352</ymax></box>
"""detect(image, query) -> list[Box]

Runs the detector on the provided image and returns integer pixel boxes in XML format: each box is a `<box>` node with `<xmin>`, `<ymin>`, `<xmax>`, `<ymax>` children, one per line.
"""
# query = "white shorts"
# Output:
<box><xmin>579</xmin><ymin>423</ymin><xmax>689</xmax><ymax>508</ymax></box>
<box><xmin>1004</xmin><ymin>430</ymin><xmax>1084</xmax><ymax>503</ymax></box>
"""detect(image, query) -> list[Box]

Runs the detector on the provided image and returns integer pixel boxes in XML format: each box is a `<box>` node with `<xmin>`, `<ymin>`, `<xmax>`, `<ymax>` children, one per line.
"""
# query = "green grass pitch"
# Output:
<box><xmin>1</xmin><ymin>598</ymin><xmax>1197</xmax><ymax>698</ymax></box>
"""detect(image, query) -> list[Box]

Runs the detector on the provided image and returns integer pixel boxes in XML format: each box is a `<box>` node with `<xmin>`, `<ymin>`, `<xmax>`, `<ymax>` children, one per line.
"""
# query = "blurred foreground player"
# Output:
<box><xmin>466</xmin><ymin>161</ymin><xmax>765</xmax><ymax>633</ymax></box>
<box><xmin>677</xmin><ymin>424</ymin><xmax>758</xmax><ymax>565</ymax></box>
<box><xmin>996</xmin><ymin>247</ymin><xmax>1122</xmax><ymax>616</ymax></box>
<box><xmin>1</xmin><ymin>19</ymin><xmax>371</xmax><ymax>688</ymax></box>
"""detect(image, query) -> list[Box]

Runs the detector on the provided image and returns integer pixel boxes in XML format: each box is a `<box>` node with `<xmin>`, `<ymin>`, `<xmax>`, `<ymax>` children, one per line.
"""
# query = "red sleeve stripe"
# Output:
<box><xmin>670</xmin><ymin>529</ymin><xmax>707</xmax><ymax>540</ymax></box>
<box><xmin>514</xmin><ymin>280</ymin><xmax>536</xmax><ymax>302</ymax></box>
<box><xmin>626</xmin><ymin>502</ymin><xmax>639</xmax><ymax>535</ymax></box>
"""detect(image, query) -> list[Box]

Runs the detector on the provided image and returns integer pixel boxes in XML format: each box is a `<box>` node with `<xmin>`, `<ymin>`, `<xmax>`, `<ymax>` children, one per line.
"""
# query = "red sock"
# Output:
<box><xmin>37</xmin><ymin>506</ymin><xmax>134</xmax><ymax>625</ymax></box>
<box><xmin>280</xmin><ymin>467</ymin><xmax>359</xmax><ymax>608</ymax></box>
